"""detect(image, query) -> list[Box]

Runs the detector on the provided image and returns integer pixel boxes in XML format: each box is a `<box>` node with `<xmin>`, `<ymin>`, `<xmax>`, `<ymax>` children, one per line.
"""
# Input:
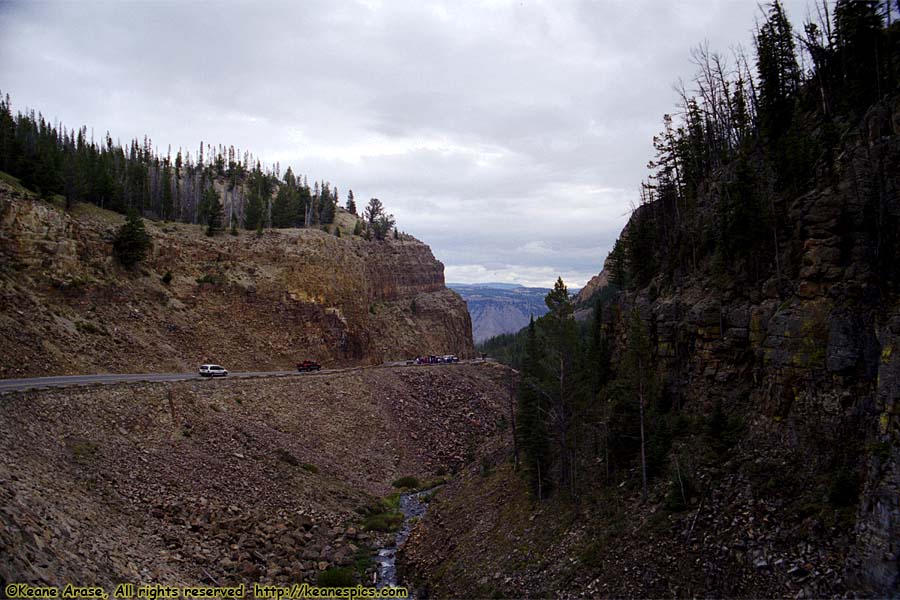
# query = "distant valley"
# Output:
<box><xmin>449</xmin><ymin>283</ymin><xmax>552</xmax><ymax>343</ymax></box>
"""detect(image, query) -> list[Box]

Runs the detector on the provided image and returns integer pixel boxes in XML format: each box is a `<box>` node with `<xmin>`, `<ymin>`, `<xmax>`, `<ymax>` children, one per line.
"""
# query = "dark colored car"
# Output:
<box><xmin>297</xmin><ymin>360</ymin><xmax>322</xmax><ymax>372</ymax></box>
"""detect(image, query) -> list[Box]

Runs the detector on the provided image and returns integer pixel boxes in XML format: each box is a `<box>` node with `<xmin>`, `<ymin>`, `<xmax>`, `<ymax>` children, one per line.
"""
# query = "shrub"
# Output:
<box><xmin>70</xmin><ymin>440</ymin><xmax>99</xmax><ymax>462</ymax></box>
<box><xmin>828</xmin><ymin>468</ymin><xmax>860</xmax><ymax>507</ymax></box>
<box><xmin>275</xmin><ymin>448</ymin><xmax>299</xmax><ymax>466</ymax></box>
<box><xmin>316</xmin><ymin>568</ymin><xmax>354</xmax><ymax>588</ymax></box>
<box><xmin>300</xmin><ymin>463</ymin><xmax>319</xmax><ymax>474</ymax></box>
<box><xmin>362</xmin><ymin>511</ymin><xmax>403</xmax><ymax>532</ymax></box>
<box><xmin>161</xmin><ymin>271</ymin><xmax>173</xmax><ymax>285</ymax></box>
<box><xmin>392</xmin><ymin>476</ymin><xmax>420</xmax><ymax>489</ymax></box>
<box><xmin>664</xmin><ymin>471</ymin><xmax>696</xmax><ymax>512</ymax></box>
<box><xmin>75</xmin><ymin>320</ymin><xmax>105</xmax><ymax>335</ymax></box>
<box><xmin>706</xmin><ymin>400</ymin><xmax>744</xmax><ymax>453</ymax></box>
<box><xmin>196</xmin><ymin>273</ymin><xmax>224</xmax><ymax>286</ymax></box>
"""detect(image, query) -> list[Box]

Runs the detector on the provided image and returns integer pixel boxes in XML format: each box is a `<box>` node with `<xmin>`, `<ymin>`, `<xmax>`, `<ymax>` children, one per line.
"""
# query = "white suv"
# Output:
<box><xmin>199</xmin><ymin>364</ymin><xmax>228</xmax><ymax>377</ymax></box>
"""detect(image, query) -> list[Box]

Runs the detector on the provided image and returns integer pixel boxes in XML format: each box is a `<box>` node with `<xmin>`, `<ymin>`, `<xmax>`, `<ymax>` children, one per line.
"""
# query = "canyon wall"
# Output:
<box><xmin>0</xmin><ymin>183</ymin><xmax>473</xmax><ymax>377</ymax></box>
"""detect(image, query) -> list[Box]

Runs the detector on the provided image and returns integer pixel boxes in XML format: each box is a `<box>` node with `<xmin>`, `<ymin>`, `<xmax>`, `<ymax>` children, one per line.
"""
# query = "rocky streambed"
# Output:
<box><xmin>374</xmin><ymin>488</ymin><xmax>438</xmax><ymax>589</ymax></box>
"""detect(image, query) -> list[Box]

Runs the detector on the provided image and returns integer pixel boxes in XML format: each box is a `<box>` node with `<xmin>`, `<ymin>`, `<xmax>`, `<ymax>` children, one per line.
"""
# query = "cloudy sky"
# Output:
<box><xmin>0</xmin><ymin>0</ymin><xmax>813</xmax><ymax>287</ymax></box>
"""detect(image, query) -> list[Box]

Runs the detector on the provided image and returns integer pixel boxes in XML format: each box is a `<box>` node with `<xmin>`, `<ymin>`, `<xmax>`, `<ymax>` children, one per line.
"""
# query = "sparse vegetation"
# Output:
<box><xmin>275</xmin><ymin>448</ymin><xmax>299</xmax><ymax>466</ymax></box>
<box><xmin>75</xmin><ymin>320</ymin><xmax>106</xmax><ymax>336</ymax></box>
<box><xmin>392</xmin><ymin>476</ymin><xmax>420</xmax><ymax>489</ymax></box>
<box><xmin>316</xmin><ymin>567</ymin><xmax>354</xmax><ymax>588</ymax></box>
<box><xmin>195</xmin><ymin>273</ymin><xmax>224</xmax><ymax>286</ymax></box>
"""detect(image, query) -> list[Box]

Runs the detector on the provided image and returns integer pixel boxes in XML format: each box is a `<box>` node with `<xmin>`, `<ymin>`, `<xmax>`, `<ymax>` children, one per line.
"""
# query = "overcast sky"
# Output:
<box><xmin>0</xmin><ymin>0</ymin><xmax>814</xmax><ymax>287</ymax></box>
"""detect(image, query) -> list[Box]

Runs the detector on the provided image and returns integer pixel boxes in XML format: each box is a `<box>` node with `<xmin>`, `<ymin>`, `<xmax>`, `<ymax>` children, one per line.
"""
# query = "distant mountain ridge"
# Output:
<box><xmin>449</xmin><ymin>283</ymin><xmax>549</xmax><ymax>343</ymax></box>
<box><xmin>450</xmin><ymin>282</ymin><xmax>580</xmax><ymax>343</ymax></box>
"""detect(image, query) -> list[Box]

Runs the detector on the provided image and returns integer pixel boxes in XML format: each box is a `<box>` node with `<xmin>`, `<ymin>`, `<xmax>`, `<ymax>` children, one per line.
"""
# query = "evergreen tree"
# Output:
<box><xmin>834</xmin><ymin>0</ymin><xmax>884</xmax><ymax>113</ymax></box>
<box><xmin>364</xmin><ymin>198</ymin><xmax>395</xmax><ymax>240</ymax></box>
<box><xmin>319</xmin><ymin>182</ymin><xmax>336</xmax><ymax>224</ymax></box>
<box><xmin>755</xmin><ymin>0</ymin><xmax>800</xmax><ymax>143</ymax></box>
<box><xmin>541</xmin><ymin>277</ymin><xmax>581</xmax><ymax>495</ymax></box>
<box><xmin>517</xmin><ymin>317</ymin><xmax>552</xmax><ymax>499</ymax></box>
<box><xmin>113</xmin><ymin>209</ymin><xmax>151</xmax><ymax>267</ymax></box>
<box><xmin>203</xmin><ymin>187</ymin><xmax>224</xmax><ymax>236</ymax></box>
<box><xmin>623</xmin><ymin>310</ymin><xmax>656</xmax><ymax>502</ymax></box>
<box><xmin>346</xmin><ymin>189</ymin><xmax>356</xmax><ymax>215</ymax></box>
<box><xmin>271</xmin><ymin>183</ymin><xmax>299</xmax><ymax>228</ymax></box>
<box><xmin>364</xmin><ymin>197</ymin><xmax>384</xmax><ymax>223</ymax></box>
<box><xmin>160</xmin><ymin>160</ymin><xmax>173</xmax><ymax>220</ymax></box>
<box><xmin>372</xmin><ymin>214</ymin><xmax>396</xmax><ymax>240</ymax></box>
<box><xmin>244</xmin><ymin>163</ymin><xmax>270</xmax><ymax>230</ymax></box>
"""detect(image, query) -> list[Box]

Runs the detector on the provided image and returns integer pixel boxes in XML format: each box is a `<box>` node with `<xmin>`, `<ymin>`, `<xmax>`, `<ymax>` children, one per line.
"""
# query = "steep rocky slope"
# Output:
<box><xmin>0</xmin><ymin>362</ymin><xmax>511</xmax><ymax>589</ymax></box>
<box><xmin>401</xmin><ymin>99</ymin><xmax>900</xmax><ymax>597</ymax></box>
<box><xmin>0</xmin><ymin>182</ymin><xmax>473</xmax><ymax>377</ymax></box>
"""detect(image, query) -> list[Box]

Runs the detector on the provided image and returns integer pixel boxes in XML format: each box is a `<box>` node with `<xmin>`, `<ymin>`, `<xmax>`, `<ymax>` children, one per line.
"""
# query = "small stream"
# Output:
<box><xmin>373</xmin><ymin>487</ymin><xmax>437</xmax><ymax>589</ymax></box>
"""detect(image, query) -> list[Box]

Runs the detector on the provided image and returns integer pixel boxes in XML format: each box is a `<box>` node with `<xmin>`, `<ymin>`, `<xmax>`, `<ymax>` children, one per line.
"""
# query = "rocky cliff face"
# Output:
<box><xmin>0</xmin><ymin>183</ymin><xmax>473</xmax><ymax>377</ymax></box>
<box><xmin>582</xmin><ymin>98</ymin><xmax>900</xmax><ymax>595</ymax></box>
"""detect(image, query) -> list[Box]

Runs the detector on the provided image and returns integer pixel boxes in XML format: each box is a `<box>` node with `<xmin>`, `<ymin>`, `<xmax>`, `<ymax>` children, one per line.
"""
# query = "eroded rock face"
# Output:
<box><xmin>579</xmin><ymin>98</ymin><xmax>900</xmax><ymax>596</ymax></box>
<box><xmin>0</xmin><ymin>187</ymin><xmax>473</xmax><ymax>377</ymax></box>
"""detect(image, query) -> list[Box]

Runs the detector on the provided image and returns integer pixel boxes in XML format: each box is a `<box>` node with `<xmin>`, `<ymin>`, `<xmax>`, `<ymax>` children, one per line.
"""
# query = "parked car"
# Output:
<box><xmin>199</xmin><ymin>364</ymin><xmax>228</xmax><ymax>377</ymax></box>
<box><xmin>443</xmin><ymin>354</ymin><xmax>460</xmax><ymax>363</ymax></box>
<box><xmin>297</xmin><ymin>360</ymin><xmax>322</xmax><ymax>372</ymax></box>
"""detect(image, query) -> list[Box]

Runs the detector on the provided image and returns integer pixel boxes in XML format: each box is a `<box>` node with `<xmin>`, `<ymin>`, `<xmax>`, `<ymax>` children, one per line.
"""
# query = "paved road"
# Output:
<box><xmin>0</xmin><ymin>370</ymin><xmax>305</xmax><ymax>394</ymax></box>
<box><xmin>0</xmin><ymin>359</ymin><xmax>498</xmax><ymax>395</ymax></box>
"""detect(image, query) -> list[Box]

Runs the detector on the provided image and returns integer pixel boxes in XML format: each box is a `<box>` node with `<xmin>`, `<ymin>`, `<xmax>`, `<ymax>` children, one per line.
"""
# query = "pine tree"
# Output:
<box><xmin>517</xmin><ymin>317</ymin><xmax>551</xmax><ymax>499</ymax></box>
<box><xmin>160</xmin><ymin>160</ymin><xmax>173</xmax><ymax>220</ymax></box>
<box><xmin>346</xmin><ymin>189</ymin><xmax>356</xmax><ymax>214</ymax></box>
<box><xmin>271</xmin><ymin>184</ymin><xmax>299</xmax><ymax>228</ymax></box>
<box><xmin>833</xmin><ymin>0</ymin><xmax>883</xmax><ymax>113</ymax></box>
<box><xmin>113</xmin><ymin>209</ymin><xmax>151</xmax><ymax>267</ymax></box>
<box><xmin>608</xmin><ymin>237</ymin><xmax>628</xmax><ymax>289</ymax></box>
<box><xmin>624</xmin><ymin>309</ymin><xmax>656</xmax><ymax>503</ymax></box>
<box><xmin>203</xmin><ymin>187</ymin><xmax>224</xmax><ymax>236</ymax></box>
<box><xmin>364</xmin><ymin>197</ymin><xmax>384</xmax><ymax>223</ymax></box>
<box><xmin>542</xmin><ymin>277</ymin><xmax>581</xmax><ymax>495</ymax></box>
<box><xmin>755</xmin><ymin>0</ymin><xmax>800</xmax><ymax>142</ymax></box>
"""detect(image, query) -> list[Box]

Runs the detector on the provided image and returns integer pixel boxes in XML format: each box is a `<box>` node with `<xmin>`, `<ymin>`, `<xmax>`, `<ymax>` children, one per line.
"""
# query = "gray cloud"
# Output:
<box><xmin>0</xmin><ymin>0</ymin><xmax>812</xmax><ymax>286</ymax></box>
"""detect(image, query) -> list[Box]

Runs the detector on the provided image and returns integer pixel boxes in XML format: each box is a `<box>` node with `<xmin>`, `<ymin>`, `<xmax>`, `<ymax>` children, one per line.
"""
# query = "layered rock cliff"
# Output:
<box><xmin>579</xmin><ymin>97</ymin><xmax>900</xmax><ymax>595</ymax></box>
<box><xmin>0</xmin><ymin>182</ymin><xmax>473</xmax><ymax>377</ymax></box>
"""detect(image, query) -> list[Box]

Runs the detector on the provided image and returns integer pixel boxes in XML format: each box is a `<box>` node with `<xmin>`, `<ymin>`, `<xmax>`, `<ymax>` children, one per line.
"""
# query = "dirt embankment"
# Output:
<box><xmin>0</xmin><ymin>362</ymin><xmax>512</xmax><ymax>590</ymax></box>
<box><xmin>0</xmin><ymin>182</ymin><xmax>473</xmax><ymax>378</ymax></box>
